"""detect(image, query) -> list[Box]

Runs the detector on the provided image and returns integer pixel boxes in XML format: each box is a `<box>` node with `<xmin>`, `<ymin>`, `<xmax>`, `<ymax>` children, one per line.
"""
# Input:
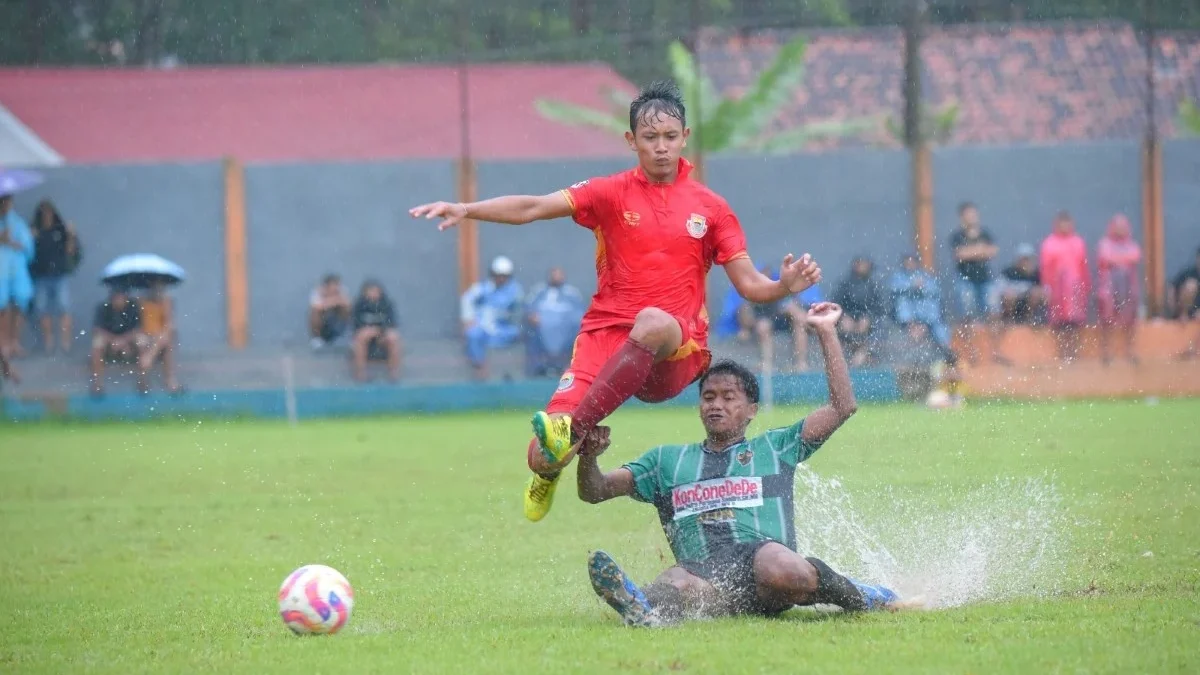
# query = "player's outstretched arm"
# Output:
<box><xmin>799</xmin><ymin>302</ymin><xmax>857</xmax><ymax>446</ymax></box>
<box><xmin>724</xmin><ymin>254</ymin><xmax>822</xmax><ymax>304</ymax></box>
<box><xmin>409</xmin><ymin>192</ymin><xmax>573</xmax><ymax>231</ymax></box>
<box><xmin>576</xmin><ymin>426</ymin><xmax>636</xmax><ymax>504</ymax></box>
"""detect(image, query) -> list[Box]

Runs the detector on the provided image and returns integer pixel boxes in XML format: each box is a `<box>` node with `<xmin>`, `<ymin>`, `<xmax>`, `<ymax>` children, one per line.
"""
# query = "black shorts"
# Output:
<box><xmin>677</xmin><ymin>540</ymin><xmax>783</xmax><ymax>617</ymax></box>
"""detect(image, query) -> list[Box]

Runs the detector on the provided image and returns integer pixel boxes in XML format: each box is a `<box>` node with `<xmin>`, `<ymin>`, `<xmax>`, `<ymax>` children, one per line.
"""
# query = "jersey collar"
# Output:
<box><xmin>633</xmin><ymin>157</ymin><xmax>693</xmax><ymax>185</ymax></box>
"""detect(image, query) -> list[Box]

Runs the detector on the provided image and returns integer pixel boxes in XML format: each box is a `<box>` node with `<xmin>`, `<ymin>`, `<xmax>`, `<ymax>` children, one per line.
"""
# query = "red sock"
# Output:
<box><xmin>571</xmin><ymin>338</ymin><xmax>656</xmax><ymax>440</ymax></box>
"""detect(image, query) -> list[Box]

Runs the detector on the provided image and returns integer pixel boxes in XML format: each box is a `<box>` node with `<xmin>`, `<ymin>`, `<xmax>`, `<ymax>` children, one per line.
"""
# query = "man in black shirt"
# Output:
<box><xmin>1168</xmin><ymin>247</ymin><xmax>1199</xmax><ymax>321</ymax></box>
<box><xmin>89</xmin><ymin>287</ymin><xmax>148</xmax><ymax>395</ymax></box>
<box><xmin>831</xmin><ymin>256</ymin><xmax>886</xmax><ymax>366</ymax></box>
<box><xmin>997</xmin><ymin>244</ymin><xmax>1046</xmax><ymax>325</ymax></box>
<box><xmin>950</xmin><ymin>202</ymin><xmax>1009</xmax><ymax>364</ymax></box>
<box><xmin>350</xmin><ymin>280</ymin><xmax>402</xmax><ymax>382</ymax></box>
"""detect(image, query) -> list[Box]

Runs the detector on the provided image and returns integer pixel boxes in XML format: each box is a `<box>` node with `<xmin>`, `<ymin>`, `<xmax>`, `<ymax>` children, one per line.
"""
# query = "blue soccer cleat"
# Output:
<box><xmin>849</xmin><ymin>579</ymin><xmax>900</xmax><ymax>610</ymax></box>
<box><xmin>588</xmin><ymin>550</ymin><xmax>654</xmax><ymax>627</ymax></box>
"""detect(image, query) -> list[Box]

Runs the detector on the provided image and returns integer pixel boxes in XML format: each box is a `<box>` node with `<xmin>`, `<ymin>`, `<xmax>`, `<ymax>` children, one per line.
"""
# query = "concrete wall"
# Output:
<box><xmin>244</xmin><ymin>160</ymin><xmax>459</xmax><ymax>344</ymax></box>
<box><xmin>10</xmin><ymin>162</ymin><xmax>226</xmax><ymax>348</ymax></box>
<box><xmin>1164</xmin><ymin>139</ymin><xmax>1200</xmax><ymax>283</ymax></box>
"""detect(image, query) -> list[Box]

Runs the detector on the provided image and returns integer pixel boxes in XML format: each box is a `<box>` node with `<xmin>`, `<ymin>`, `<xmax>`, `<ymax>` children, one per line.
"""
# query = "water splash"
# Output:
<box><xmin>793</xmin><ymin>465</ymin><xmax>1072</xmax><ymax>609</ymax></box>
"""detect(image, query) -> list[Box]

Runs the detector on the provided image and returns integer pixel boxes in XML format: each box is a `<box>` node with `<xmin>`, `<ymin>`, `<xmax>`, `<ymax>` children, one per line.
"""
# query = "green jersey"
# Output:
<box><xmin>623</xmin><ymin>419</ymin><xmax>823</xmax><ymax>564</ymax></box>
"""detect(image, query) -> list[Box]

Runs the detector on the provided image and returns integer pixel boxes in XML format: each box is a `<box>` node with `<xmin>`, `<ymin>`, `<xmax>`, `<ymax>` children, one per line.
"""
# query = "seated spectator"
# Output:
<box><xmin>29</xmin><ymin>200</ymin><xmax>82</xmax><ymax>355</ymax></box>
<box><xmin>350</xmin><ymin>280</ymin><xmax>402</xmax><ymax>382</ymax></box>
<box><xmin>524</xmin><ymin>266</ymin><xmax>584</xmax><ymax>378</ymax></box>
<box><xmin>995</xmin><ymin>244</ymin><xmax>1045</xmax><ymax>324</ymax></box>
<box><xmin>461</xmin><ymin>256</ymin><xmax>524</xmax><ymax>379</ymax></box>
<box><xmin>309</xmin><ymin>274</ymin><xmax>351</xmax><ymax>350</ymax></box>
<box><xmin>832</xmin><ymin>256</ymin><xmax>887</xmax><ymax>367</ymax></box>
<box><xmin>89</xmin><ymin>287</ymin><xmax>148</xmax><ymax>396</ymax></box>
<box><xmin>1167</xmin><ymin>247</ymin><xmax>1199</xmax><ymax>321</ymax></box>
<box><xmin>890</xmin><ymin>253</ymin><xmax>951</xmax><ymax>356</ymax></box>
<box><xmin>137</xmin><ymin>282</ymin><xmax>183</xmax><ymax>394</ymax></box>
<box><xmin>733</xmin><ymin>265</ymin><xmax>819</xmax><ymax>372</ymax></box>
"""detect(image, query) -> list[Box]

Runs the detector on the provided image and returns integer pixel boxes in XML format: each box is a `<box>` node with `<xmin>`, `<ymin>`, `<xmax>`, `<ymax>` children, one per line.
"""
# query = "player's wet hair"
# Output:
<box><xmin>629</xmin><ymin>80</ymin><xmax>686</xmax><ymax>132</ymax></box>
<box><xmin>698</xmin><ymin>360</ymin><xmax>760</xmax><ymax>404</ymax></box>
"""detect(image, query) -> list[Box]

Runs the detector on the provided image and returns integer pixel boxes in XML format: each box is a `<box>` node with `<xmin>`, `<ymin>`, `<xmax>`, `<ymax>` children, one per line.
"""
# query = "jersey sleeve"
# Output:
<box><xmin>711</xmin><ymin>203</ymin><xmax>749</xmax><ymax>265</ymax></box>
<box><xmin>761</xmin><ymin>418</ymin><xmax>824</xmax><ymax>467</ymax></box>
<box><xmin>560</xmin><ymin>177</ymin><xmax>615</xmax><ymax>231</ymax></box>
<box><xmin>622</xmin><ymin>446</ymin><xmax>664</xmax><ymax>504</ymax></box>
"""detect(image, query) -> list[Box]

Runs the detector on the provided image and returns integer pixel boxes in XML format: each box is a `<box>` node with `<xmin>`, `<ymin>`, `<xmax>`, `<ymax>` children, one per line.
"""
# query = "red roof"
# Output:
<box><xmin>0</xmin><ymin>63</ymin><xmax>636</xmax><ymax>163</ymax></box>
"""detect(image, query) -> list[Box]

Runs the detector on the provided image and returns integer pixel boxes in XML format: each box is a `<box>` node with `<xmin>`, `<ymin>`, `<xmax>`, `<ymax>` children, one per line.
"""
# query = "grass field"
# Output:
<box><xmin>2</xmin><ymin>400</ymin><xmax>1198</xmax><ymax>674</ymax></box>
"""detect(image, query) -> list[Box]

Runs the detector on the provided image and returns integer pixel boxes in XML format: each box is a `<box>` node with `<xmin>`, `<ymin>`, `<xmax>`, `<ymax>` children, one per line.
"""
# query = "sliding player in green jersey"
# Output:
<box><xmin>576</xmin><ymin>302</ymin><xmax>900</xmax><ymax>625</ymax></box>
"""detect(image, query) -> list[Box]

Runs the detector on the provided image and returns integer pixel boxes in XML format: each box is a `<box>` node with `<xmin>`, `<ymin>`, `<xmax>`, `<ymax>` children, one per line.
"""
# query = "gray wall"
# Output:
<box><xmin>1165</xmin><ymin>139</ymin><xmax>1200</xmax><ymax>282</ymax></box>
<box><xmin>244</xmin><ymin>160</ymin><xmax>459</xmax><ymax>344</ymax></box>
<box><xmin>11</xmin><ymin>162</ymin><xmax>226</xmax><ymax>348</ymax></box>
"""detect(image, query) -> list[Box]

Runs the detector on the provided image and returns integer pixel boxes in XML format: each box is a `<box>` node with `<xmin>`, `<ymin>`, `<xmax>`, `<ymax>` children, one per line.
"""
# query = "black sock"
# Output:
<box><xmin>806</xmin><ymin>557</ymin><xmax>868</xmax><ymax>612</ymax></box>
<box><xmin>642</xmin><ymin>583</ymin><xmax>686</xmax><ymax>624</ymax></box>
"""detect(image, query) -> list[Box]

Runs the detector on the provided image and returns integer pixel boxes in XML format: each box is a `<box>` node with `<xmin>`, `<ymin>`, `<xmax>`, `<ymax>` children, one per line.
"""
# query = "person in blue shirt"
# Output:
<box><xmin>890</xmin><ymin>253</ymin><xmax>951</xmax><ymax>355</ymax></box>
<box><xmin>0</xmin><ymin>194</ymin><xmax>35</xmax><ymax>358</ymax></box>
<box><xmin>524</xmin><ymin>266</ymin><xmax>585</xmax><ymax>377</ymax></box>
<box><xmin>461</xmin><ymin>255</ymin><xmax>525</xmax><ymax>379</ymax></box>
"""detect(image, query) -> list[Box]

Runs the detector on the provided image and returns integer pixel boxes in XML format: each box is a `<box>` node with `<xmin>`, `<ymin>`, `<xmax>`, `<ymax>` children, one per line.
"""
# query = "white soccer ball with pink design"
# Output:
<box><xmin>278</xmin><ymin>564</ymin><xmax>354</xmax><ymax>635</ymax></box>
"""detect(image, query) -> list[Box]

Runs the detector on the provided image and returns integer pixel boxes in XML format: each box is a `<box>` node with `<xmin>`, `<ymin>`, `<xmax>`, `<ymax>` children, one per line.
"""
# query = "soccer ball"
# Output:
<box><xmin>278</xmin><ymin>564</ymin><xmax>355</xmax><ymax>635</ymax></box>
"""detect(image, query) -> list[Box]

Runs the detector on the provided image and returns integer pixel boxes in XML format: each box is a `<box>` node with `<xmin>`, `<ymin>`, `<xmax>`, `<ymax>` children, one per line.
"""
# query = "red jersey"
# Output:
<box><xmin>560</xmin><ymin>158</ymin><xmax>749</xmax><ymax>346</ymax></box>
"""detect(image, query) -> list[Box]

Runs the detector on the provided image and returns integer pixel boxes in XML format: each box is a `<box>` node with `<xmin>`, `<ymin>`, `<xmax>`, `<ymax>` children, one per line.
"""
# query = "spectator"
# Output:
<box><xmin>1166</xmin><ymin>247</ymin><xmax>1199</xmax><ymax>321</ymax></box>
<box><xmin>890</xmin><ymin>253</ymin><xmax>951</xmax><ymax>356</ymax></box>
<box><xmin>137</xmin><ymin>281</ymin><xmax>183</xmax><ymax>394</ymax></box>
<box><xmin>736</xmin><ymin>265</ymin><xmax>818</xmax><ymax>372</ymax></box>
<box><xmin>29</xmin><ymin>200</ymin><xmax>82</xmax><ymax>355</ymax></box>
<box><xmin>89</xmin><ymin>287</ymin><xmax>147</xmax><ymax>396</ymax></box>
<box><xmin>1096</xmin><ymin>214</ymin><xmax>1141</xmax><ymax>365</ymax></box>
<box><xmin>350</xmin><ymin>280</ymin><xmax>402</xmax><ymax>382</ymax></box>
<box><xmin>831</xmin><ymin>256</ymin><xmax>887</xmax><ymax>367</ymax></box>
<box><xmin>995</xmin><ymin>244</ymin><xmax>1045</xmax><ymax>325</ymax></box>
<box><xmin>1040</xmin><ymin>211</ymin><xmax>1091</xmax><ymax>363</ymax></box>
<box><xmin>524</xmin><ymin>266</ymin><xmax>585</xmax><ymax>378</ymax></box>
<box><xmin>461</xmin><ymin>255</ymin><xmax>524</xmax><ymax>379</ymax></box>
<box><xmin>951</xmin><ymin>202</ymin><xmax>1005</xmax><ymax>364</ymax></box>
<box><xmin>0</xmin><ymin>194</ymin><xmax>34</xmax><ymax>358</ymax></box>
<box><xmin>309</xmin><ymin>273</ymin><xmax>351</xmax><ymax>350</ymax></box>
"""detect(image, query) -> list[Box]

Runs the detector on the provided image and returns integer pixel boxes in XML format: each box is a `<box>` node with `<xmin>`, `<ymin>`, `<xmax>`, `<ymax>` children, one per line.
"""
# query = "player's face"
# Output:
<box><xmin>699</xmin><ymin>374</ymin><xmax>757</xmax><ymax>438</ymax></box>
<box><xmin>624</xmin><ymin>112</ymin><xmax>688</xmax><ymax>181</ymax></box>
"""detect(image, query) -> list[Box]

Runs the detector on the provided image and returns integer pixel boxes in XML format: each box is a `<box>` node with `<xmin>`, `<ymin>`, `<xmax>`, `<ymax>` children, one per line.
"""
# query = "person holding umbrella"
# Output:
<box><xmin>0</xmin><ymin>193</ymin><xmax>35</xmax><ymax>359</ymax></box>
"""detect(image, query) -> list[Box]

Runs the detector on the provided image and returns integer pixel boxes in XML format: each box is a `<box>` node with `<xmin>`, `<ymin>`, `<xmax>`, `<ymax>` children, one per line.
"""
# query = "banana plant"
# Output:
<box><xmin>884</xmin><ymin>103</ymin><xmax>960</xmax><ymax>146</ymax></box>
<box><xmin>1180</xmin><ymin>99</ymin><xmax>1200</xmax><ymax>136</ymax></box>
<box><xmin>535</xmin><ymin>35</ymin><xmax>875</xmax><ymax>156</ymax></box>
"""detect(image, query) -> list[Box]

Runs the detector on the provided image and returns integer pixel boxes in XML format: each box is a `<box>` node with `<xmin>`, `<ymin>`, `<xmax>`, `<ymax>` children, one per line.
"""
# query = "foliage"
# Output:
<box><xmin>885</xmin><ymin>103</ymin><xmax>961</xmax><ymax>146</ymax></box>
<box><xmin>1179</xmin><ymin>99</ymin><xmax>1200</xmax><ymax>136</ymax></box>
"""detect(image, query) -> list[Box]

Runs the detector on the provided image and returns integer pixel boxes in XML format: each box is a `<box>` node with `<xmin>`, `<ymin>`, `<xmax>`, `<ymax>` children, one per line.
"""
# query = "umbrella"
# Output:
<box><xmin>0</xmin><ymin>168</ymin><xmax>44</xmax><ymax>196</ymax></box>
<box><xmin>102</xmin><ymin>254</ymin><xmax>187</xmax><ymax>290</ymax></box>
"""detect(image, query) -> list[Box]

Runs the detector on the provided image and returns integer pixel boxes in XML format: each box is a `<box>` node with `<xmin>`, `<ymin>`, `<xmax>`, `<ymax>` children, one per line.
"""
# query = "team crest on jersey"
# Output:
<box><xmin>557</xmin><ymin>372</ymin><xmax>575</xmax><ymax>392</ymax></box>
<box><xmin>570</xmin><ymin>180</ymin><xmax>589</xmax><ymax>189</ymax></box>
<box><xmin>736</xmin><ymin>448</ymin><xmax>754</xmax><ymax>466</ymax></box>
<box><xmin>685</xmin><ymin>213</ymin><xmax>707</xmax><ymax>238</ymax></box>
<box><xmin>623</xmin><ymin>211</ymin><xmax>641</xmax><ymax>227</ymax></box>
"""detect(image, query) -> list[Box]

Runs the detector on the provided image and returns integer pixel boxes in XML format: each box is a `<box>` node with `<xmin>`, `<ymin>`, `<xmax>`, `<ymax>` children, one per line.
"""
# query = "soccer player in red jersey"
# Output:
<box><xmin>410</xmin><ymin>81</ymin><xmax>821</xmax><ymax>522</ymax></box>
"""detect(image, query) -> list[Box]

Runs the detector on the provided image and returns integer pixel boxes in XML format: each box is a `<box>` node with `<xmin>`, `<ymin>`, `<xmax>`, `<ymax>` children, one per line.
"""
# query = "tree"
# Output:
<box><xmin>1180</xmin><ymin>99</ymin><xmax>1200</xmax><ymax>136</ymax></box>
<box><xmin>885</xmin><ymin>102</ymin><xmax>959</xmax><ymax>145</ymax></box>
<box><xmin>533</xmin><ymin>36</ymin><xmax>874</xmax><ymax>156</ymax></box>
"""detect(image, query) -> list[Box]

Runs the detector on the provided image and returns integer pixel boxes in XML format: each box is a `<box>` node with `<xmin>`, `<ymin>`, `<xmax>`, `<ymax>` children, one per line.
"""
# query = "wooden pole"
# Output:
<box><xmin>905</xmin><ymin>0</ymin><xmax>935</xmax><ymax>270</ymax></box>
<box><xmin>222</xmin><ymin>156</ymin><xmax>248</xmax><ymax>349</ymax></box>
<box><xmin>1143</xmin><ymin>0</ymin><xmax>1165</xmax><ymax>316</ymax></box>
<box><xmin>456</xmin><ymin>0</ymin><xmax>479</xmax><ymax>295</ymax></box>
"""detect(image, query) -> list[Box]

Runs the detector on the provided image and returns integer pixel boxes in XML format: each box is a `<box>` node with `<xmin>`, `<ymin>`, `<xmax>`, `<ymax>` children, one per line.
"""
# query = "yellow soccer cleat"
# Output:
<box><xmin>531</xmin><ymin>411</ymin><xmax>574</xmax><ymax>465</ymax></box>
<box><xmin>524</xmin><ymin>472</ymin><xmax>560</xmax><ymax>522</ymax></box>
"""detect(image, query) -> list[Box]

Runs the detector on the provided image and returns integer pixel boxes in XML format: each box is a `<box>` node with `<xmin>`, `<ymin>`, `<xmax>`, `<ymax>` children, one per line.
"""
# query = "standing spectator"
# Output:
<box><xmin>29</xmin><ymin>200</ymin><xmax>81</xmax><ymax>355</ymax></box>
<box><xmin>89</xmin><ymin>287</ymin><xmax>147</xmax><ymax>396</ymax></box>
<box><xmin>832</xmin><ymin>256</ymin><xmax>887</xmax><ymax>367</ymax></box>
<box><xmin>1040</xmin><ymin>211</ymin><xmax>1091</xmax><ymax>363</ymax></box>
<box><xmin>137</xmin><ymin>281</ymin><xmax>183</xmax><ymax>393</ymax></box>
<box><xmin>1167</xmin><ymin>247</ymin><xmax>1199</xmax><ymax>321</ymax></box>
<box><xmin>525</xmin><ymin>266</ymin><xmax>585</xmax><ymax>378</ymax></box>
<box><xmin>996</xmin><ymin>244</ymin><xmax>1045</xmax><ymax>325</ymax></box>
<box><xmin>950</xmin><ymin>202</ymin><xmax>1004</xmax><ymax>364</ymax></box>
<box><xmin>890</xmin><ymin>253</ymin><xmax>951</xmax><ymax>356</ymax></box>
<box><xmin>309</xmin><ymin>273</ymin><xmax>351</xmax><ymax>350</ymax></box>
<box><xmin>0</xmin><ymin>194</ymin><xmax>34</xmax><ymax>358</ymax></box>
<box><xmin>461</xmin><ymin>256</ymin><xmax>524</xmax><ymax>379</ymax></box>
<box><xmin>1096</xmin><ymin>214</ymin><xmax>1141</xmax><ymax>365</ymax></box>
<box><xmin>350</xmin><ymin>280</ymin><xmax>402</xmax><ymax>382</ymax></box>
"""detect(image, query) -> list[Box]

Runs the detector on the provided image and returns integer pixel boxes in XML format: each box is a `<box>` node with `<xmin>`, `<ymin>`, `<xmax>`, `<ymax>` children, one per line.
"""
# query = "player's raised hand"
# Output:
<box><xmin>577</xmin><ymin>425</ymin><xmax>612</xmax><ymax>458</ymax></box>
<box><xmin>779</xmin><ymin>253</ymin><xmax>822</xmax><ymax>293</ymax></box>
<box><xmin>804</xmin><ymin>302</ymin><xmax>843</xmax><ymax>331</ymax></box>
<box><xmin>409</xmin><ymin>201</ymin><xmax>469</xmax><ymax>231</ymax></box>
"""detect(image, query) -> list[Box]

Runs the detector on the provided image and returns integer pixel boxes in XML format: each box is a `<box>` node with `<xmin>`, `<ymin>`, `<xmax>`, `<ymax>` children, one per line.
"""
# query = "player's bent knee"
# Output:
<box><xmin>753</xmin><ymin>544</ymin><xmax>817</xmax><ymax>601</ymax></box>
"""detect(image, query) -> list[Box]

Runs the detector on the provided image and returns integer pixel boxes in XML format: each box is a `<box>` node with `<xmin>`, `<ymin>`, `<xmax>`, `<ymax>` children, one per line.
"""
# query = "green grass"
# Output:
<box><xmin>1</xmin><ymin>400</ymin><xmax>1199</xmax><ymax>673</ymax></box>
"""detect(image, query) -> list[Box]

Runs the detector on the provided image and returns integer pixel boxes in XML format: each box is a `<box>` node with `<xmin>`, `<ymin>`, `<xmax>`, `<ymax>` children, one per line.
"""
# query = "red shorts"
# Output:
<box><xmin>545</xmin><ymin>315</ymin><xmax>712</xmax><ymax>414</ymax></box>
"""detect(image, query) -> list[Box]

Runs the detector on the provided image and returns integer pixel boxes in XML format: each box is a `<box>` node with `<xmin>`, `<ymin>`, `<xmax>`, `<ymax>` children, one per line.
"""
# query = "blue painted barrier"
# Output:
<box><xmin>2</xmin><ymin>369</ymin><xmax>900</xmax><ymax>423</ymax></box>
